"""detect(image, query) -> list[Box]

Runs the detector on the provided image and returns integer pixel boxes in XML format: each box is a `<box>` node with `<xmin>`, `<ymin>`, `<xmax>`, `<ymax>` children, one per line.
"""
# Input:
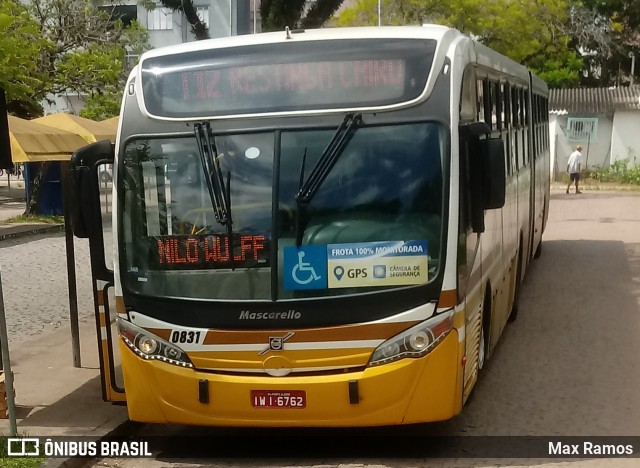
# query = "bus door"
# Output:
<box><xmin>70</xmin><ymin>141</ymin><xmax>125</xmax><ymax>402</ymax></box>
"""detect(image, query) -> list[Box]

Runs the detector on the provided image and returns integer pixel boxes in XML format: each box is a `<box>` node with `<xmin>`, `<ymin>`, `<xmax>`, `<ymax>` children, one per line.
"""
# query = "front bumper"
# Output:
<box><xmin>120</xmin><ymin>329</ymin><xmax>461</xmax><ymax>427</ymax></box>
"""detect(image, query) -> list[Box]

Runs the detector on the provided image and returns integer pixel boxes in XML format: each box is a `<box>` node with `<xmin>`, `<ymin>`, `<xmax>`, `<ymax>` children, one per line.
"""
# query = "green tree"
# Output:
<box><xmin>261</xmin><ymin>0</ymin><xmax>345</xmax><ymax>31</ymax></box>
<box><xmin>570</xmin><ymin>0</ymin><xmax>640</xmax><ymax>86</ymax></box>
<box><xmin>0</xmin><ymin>0</ymin><xmax>51</xmax><ymax>115</ymax></box>
<box><xmin>79</xmin><ymin>93</ymin><xmax>121</xmax><ymax>121</ymax></box>
<box><xmin>27</xmin><ymin>0</ymin><xmax>150</xmax><ymax>111</ymax></box>
<box><xmin>12</xmin><ymin>0</ymin><xmax>150</xmax><ymax>214</ymax></box>
<box><xmin>336</xmin><ymin>0</ymin><xmax>582</xmax><ymax>87</ymax></box>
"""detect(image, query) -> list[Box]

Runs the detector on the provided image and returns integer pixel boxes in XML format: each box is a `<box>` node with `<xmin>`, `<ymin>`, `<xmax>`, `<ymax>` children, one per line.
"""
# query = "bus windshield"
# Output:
<box><xmin>120</xmin><ymin>121</ymin><xmax>445</xmax><ymax>301</ymax></box>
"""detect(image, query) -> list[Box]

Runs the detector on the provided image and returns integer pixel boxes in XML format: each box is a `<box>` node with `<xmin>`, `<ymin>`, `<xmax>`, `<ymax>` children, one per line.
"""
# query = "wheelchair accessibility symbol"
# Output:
<box><xmin>283</xmin><ymin>246</ymin><xmax>327</xmax><ymax>290</ymax></box>
<box><xmin>292</xmin><ymin>251</ymin><xmax>321</xmax><ymax>284</ymax></box>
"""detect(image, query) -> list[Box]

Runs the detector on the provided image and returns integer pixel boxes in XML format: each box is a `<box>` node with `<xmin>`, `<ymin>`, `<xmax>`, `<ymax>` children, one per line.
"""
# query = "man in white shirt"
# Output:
<box><xmin>566</xmin><ymin>145</ymin><xmax>583</xmax><ymax>194</ymax></box>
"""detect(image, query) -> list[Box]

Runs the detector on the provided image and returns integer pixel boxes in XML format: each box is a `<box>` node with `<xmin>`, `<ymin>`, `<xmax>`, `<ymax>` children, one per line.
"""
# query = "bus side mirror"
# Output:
<box><xmin>464</xmin><ymin>135</ymin><xmax>506</xmax><ymax>234</ymax></box>
<box><xmin>70</xmin><ymin>140</ymin><xmax>115</xmax><ymax>238</ymax></box>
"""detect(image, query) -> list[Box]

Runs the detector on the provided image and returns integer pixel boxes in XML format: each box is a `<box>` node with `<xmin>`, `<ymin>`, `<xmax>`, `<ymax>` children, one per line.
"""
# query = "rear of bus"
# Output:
<box><xmin>108</xmin><ymin>26</ymin><xmax>470</xmax><ymax>426</ymax></box>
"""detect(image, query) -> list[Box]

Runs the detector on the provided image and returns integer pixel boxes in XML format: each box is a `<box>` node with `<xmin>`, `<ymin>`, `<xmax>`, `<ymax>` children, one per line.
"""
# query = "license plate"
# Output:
<box><xmin>251</xmin><ymin>390</ymin><xmax>306</xmax><ymax>409</ymax></box>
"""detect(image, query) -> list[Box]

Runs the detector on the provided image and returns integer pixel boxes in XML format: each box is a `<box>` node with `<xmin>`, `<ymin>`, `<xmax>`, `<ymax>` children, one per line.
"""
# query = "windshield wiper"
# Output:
<box><xmin>294</xmin><ymin>113</ymin><xmax>363</xmax><ymax>246</ymax></box>
<box><xmin>194</xmin><ymin>122</ymin><xmax>230</xmax><ymax>226</ymax></box>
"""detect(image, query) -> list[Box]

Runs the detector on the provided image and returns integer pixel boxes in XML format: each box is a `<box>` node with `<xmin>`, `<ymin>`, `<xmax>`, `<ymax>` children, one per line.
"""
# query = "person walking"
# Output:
<box><xmin>566</xmin><ymin>145</ymin><xmax>583</xmax><ymax>194</ymax></box>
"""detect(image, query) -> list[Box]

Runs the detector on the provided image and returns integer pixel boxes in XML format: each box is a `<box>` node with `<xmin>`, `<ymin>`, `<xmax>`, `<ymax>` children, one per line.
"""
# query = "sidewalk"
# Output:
<box><xmin>0</xmin><ymin>177</ymin><xmax>130</xmax><ymax>464</ymax></box>
<box><xmin>0</xmin><ymin>179</ymin><xmax>64</xmax><ymax>241</ymax></box>
<box><xmin>0</xmin><ymin>321</ymin><xmax>128</xmax><ymax>438</ymax></box>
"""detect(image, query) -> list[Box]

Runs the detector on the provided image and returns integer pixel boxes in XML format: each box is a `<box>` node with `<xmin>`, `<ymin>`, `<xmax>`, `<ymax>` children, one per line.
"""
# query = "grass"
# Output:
<box><xmin>555</xmin><ymin>159</ymin><xmax>640</xmax><ymax>191</ymax></box>
<box><xmin>0</xmin><ymin>436</ymin><xmax>46</xmax><ymax>468</ymax></box>
<box><xmin>0</xmin><ymin>215</ymin><xmax>64</xmax><ymax>225</ymax></box>
<box><xmin>553</xmin><ymin>171</ymin><xmax>640</xmax><ymax>192</ymax></box>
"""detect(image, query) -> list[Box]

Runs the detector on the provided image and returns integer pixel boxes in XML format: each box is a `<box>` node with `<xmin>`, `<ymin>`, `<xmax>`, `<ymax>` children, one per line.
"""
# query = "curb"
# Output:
<box><xmin>39</xmin><ymin>420</ymin><xmax>137</xmax><ymax>468</ymax></box>
<box><xmin>0</xmin><ymin>198</ymin><xmax>26</xmax><ymax>205</ymax></box>
<box><xmin>0</xmin><ymin>224</ymin><xmax>64</xmax><ymax>242</ymax></box>
<box><xmin>550</xmin><ymin>184</ymin><xmax>640</xmax><ymax>193</ymax></box>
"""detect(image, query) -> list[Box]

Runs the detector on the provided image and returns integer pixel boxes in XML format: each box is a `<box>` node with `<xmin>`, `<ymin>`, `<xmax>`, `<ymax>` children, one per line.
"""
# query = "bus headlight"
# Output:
<box><xmin>118</xmin><ymin>318</ymin><xmax>193</xmax><ymax>368</ymax></box>
<box><xmin>138</xmin><ymin>336</ymin><xmax>158</xmax><ymax>355</ymax></box>
<box><xmin>369</xmin><ymin>309</ymin><xmax>454</xmax><ymax>367</ymax></box>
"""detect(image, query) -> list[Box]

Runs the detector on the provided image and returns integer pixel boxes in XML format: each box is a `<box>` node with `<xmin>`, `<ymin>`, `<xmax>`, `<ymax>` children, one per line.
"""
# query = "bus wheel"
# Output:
<box><xmin>478</xmin><ymin>323</ymin><xmax>486</xmax><ymax>370</ymax></box>
<box><xmin>534</xmin><ymin>239</ymin><xmax>542</xmax><ymax>259</ymax></box>
<box><xmin>509</xmin><ymin>250</ymin><xmax>522</xmax><ymax>322</ymax></box>
<box><xmin>478</xmin><ymin>288</ymin><xmax>491</xmax><ymax>371</ymax></box>
<box><xmin>534</xmin><ymin>206</ymin><xmax>545</xmax><ymax>259</ymax></box>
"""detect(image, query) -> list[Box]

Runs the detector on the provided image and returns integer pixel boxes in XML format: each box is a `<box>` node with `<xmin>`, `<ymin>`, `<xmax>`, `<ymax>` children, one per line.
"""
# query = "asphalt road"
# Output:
<box><xmin>2</xmin><ymin>188</ymin><xmax>640</xmax><ymax>466</ymax></box>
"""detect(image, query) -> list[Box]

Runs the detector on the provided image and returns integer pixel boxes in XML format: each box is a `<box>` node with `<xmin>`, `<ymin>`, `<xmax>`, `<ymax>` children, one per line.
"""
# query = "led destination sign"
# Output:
<box><xmin>151</xmin><ymin>234</ymin><xmax>267</xmax><ymax>270</ymax></box>
<box><xmin>140</xmin><ymin>39</ymin><xmax>437</xmax><ymax>118</ymax></box>
<box><xmin>179</xmin><ymin>59</ymin><xmax>405</xmax><ymax>101</ymax></box>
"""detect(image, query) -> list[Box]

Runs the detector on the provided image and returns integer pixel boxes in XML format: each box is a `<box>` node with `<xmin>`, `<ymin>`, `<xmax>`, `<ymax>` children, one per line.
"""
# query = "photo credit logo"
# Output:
<box><xmin>3</xmin><ymin>437</ymin><xmax>152</xmax><ymax>458</ymax></box>
<box><xmin>7</xmin><ymin>438</ymin><xmax>40</xmax><ymax>457</ymax></box>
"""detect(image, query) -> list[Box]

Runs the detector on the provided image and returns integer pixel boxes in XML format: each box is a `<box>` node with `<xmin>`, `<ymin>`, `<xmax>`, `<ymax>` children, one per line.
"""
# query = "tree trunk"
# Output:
<box><xmin>159</xmin><ymin>0</ymin><xmax>210</xmax><ymax>40</ymax></box>
<box><xmin>300</xmin><ymin>0</ymin><xmax>345</xmax><ymax>29</ymax></box>
<box><xmin>24</xmin><ymin>161</ymin><xmax>52</xmax><ymax>215</ymax></box>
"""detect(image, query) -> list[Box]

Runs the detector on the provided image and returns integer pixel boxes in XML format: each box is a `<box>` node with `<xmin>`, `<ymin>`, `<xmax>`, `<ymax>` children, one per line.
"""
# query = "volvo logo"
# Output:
<box><xmin>259</xmin><ymin>332</ymin><xmax>294</xmax><ymax>355</ymax></box>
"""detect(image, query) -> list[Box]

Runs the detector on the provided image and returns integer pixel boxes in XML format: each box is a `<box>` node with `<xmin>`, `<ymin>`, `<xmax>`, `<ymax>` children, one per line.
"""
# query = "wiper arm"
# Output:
<box><xmin>294</xmin><ymin>113</ymin><xmax>362</xmax><ymax>247</ymax></box>
<box><xmin>295</xmin><ymin>113</ymin><xmax>362</xmax><ymax>205</ymax></box>
<box><xmin>294</xmin><ymin>148</ymin><xmax>307</xmax><ymax>247</ymax></box>
<box><xmin>194</xmin><ymin>122</ymin><xmax>230</xmax><ymax>226</ymax></box>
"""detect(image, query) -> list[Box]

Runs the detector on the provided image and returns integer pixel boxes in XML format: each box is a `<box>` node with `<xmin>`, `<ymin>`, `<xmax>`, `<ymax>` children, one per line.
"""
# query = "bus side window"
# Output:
<box><xmin>493</xmin><ymin>81</ymin><xmax>502</xmax><ymax>131</ymax></box>
<box><xmin>483</xmin><ymin>79</ymin><xmax>491</xmax><ymax>128</ymax></box>
<box><xmin>460</xmin><ymin>67</ymin><xmax>476</xmax><ymax>123</ymax></box>
<box><xmin>476</xmin><ymin>79</ymin><xmax>485</xmax><ymax>123</ymax></box>
<box><xmin>512</xmin><ymin>87</ymin><xmax>519</xmax><ymax>171</ymax></box>
<box><xmin>504</xmin><ymin>83</ymin><xmax>512</xmax><ymax>176</ymax></box>
<box><xmin>523</xmin><ymin>88</ymin><xmax>528</xmax><ymax>166</ymax></box>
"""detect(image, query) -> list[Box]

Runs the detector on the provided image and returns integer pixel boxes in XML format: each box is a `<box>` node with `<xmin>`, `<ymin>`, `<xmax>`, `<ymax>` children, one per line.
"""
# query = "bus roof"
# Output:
<box><xmin>140</xmin><ymin>25</ymin><xmax>461</xmax><ymax>61</ymax></box>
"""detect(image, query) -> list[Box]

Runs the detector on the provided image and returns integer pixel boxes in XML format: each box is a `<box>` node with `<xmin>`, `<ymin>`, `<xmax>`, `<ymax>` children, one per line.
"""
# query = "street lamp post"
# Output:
<box><xmin>378</xmin><ymin>0</ymin><xmax>381</xmax><ymax>26</ymax></box>
<box><xmin>629</xmin><ymin>52</ymin><xmax>636</xmax><ymax>86</ymax></box>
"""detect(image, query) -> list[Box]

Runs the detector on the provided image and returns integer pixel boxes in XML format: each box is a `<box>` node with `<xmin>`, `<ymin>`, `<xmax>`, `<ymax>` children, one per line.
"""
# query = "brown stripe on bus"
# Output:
<box><xmin>146</xmin><ymin>328</ymin><xmax>172</xmax><ymax>341</ymax></box>
<box><xmin>116</xmin><ymin>296</ymin><xmax>126</xmax><ymax>314</ymax></box>
<box><xmin>96</xmin><ymin>289</ymin><xmax>105</xmax><ymax>306</ymax></box>
<box><xmin>98</xmin><ymin>311</ymin><xmax>106</xmax><ymax>328</ymax></box>
<box><xmin>203</xmin><ymin>321</ymin><xmax>421</xmax><ymax>345</ymax></box>
<box><xmin>438</xmin><ymin>289</ymin><xmax>457</xmax><ymax>309</ymax></box>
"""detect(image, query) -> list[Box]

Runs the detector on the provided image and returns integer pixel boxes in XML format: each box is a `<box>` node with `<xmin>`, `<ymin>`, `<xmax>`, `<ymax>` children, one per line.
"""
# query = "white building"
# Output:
<box><xmin>549</xmin><ymin>86</ymin><xmax>640</xmax><ymax>179</ymax></box>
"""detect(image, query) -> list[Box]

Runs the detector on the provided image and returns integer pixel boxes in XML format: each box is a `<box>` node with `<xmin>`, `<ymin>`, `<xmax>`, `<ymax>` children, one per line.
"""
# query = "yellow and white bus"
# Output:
<box><xmin>70</xmin><ymin>25</ymin><xmax>549</xmax><ymax>426</ymax></box>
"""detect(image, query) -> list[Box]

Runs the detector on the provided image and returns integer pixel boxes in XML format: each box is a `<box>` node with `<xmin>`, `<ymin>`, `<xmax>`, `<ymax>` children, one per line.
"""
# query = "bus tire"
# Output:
<box><xmin>534</xmin><ymin>239</ymin><xmax>542</xmax><ymax>259</ymax></box>
<box><xmin>534</xmin><ymin>205</ymin><xmax>545</xmax><ymax>259</ymax></box>
<box><xmin>508</xmin><ymin>249</ymin><xmax>522</xmax><ymax>322</ymax></box>
<box><xmin>478</xmin><ymin>287</ymin><xmax>491</xmax><ymax>371</ymax></box>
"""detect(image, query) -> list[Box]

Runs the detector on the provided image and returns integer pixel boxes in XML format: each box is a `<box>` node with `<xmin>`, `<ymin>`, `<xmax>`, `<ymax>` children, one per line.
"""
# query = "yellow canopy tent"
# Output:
<box><xmin>101</xmin><ymin>116</ymin><xmax>119</xmax><ymax>134</ymax></box>
<box><xmin>8</xmin><ymin>115</ymin><xmax>89</xmax><ymax>163</ymax></box>
<box><xmin>34</xmin><ymin>113</ymin><xmax>116</xmax><ymax>144</ymax></box>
